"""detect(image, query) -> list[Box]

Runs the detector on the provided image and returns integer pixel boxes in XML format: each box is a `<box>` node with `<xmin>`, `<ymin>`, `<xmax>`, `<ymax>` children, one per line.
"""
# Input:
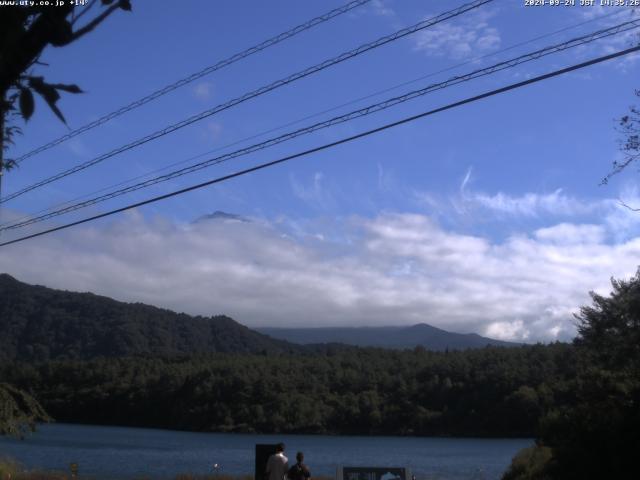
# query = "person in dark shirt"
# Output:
<box><xmin>287</xmin><ymin>452</ymin><xmax>311</xmax><ymax>480</ymax></box>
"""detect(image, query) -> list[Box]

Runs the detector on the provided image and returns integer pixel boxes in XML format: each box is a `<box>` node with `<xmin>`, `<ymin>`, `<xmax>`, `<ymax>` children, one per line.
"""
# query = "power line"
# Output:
<box><xmin>2</xmin><ymin>44</ymin><xmax>638</xmax><ymax>248</ymax></box>
<box><xmin>12</xmin><ymin>0</ymin><xmax>373</xmax><ymax>164</ymax></box>
<box><xmin>1</xmin><ymin>8</ymin><xmax>624</xmax><ymax>231</ymax></box>
<box><xmin>2</xmin><ymin>18</ymin><xmax>638</xmax><ymax>233</ymax></box>
<box><xmin>0</xmin><ymin>0</ymin><xmax>493</xmax><ymax>205</ymax></box>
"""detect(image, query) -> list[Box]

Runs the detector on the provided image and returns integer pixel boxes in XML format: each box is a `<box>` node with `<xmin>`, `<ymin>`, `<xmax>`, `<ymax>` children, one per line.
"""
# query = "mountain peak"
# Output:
<box><xmin>0</xmin><ymin>273</ymin><xmax>18</xmax><ymax>283</ymax></box>
<box><xmin>194</xmin><ymin>211</ymin><xmax>249</xmax><ymax>224</ymax></box>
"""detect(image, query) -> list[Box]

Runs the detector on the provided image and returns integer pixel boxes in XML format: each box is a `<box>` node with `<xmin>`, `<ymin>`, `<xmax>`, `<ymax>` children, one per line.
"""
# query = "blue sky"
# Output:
<box><xmin>1</xmin><ymin>0</ymin><xmax>640</xmax><ymax>342</ymax></box>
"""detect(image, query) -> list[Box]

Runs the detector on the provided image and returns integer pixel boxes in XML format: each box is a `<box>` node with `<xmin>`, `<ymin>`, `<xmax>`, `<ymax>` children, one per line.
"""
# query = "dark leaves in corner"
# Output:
<box><xmin>18</xmin><ymin>87</ymin><xmax>34</xmax><ymax>121</ymax></box>
<box><xmin>22</xmin><ymin>77</ymin><xmax>84</xmax><ymax>124</ymax></box>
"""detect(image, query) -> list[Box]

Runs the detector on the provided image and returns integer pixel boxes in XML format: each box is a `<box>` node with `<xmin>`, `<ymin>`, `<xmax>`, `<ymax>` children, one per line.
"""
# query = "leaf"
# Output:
<box><xmin>43</xmin><ymin>99</ymin><xmax>66</xmax><ymax>125</ymax></box>
<box><xmin>28</xmin><ymin>77</ymin><xmax>66</xmax><ymax>125</ymax></box>
<box><xmin>19</xmin><ymin>87</ymin><xmax>35</xmax><ymax>121</ymax></box>
<box><xmin>3</xmin><ymin>159</ymin><xmax>17</xmax><ymax>171</ymax></box>
<box><xmin>50</xmin><ymin>83</ymin><xmax>83</xmax><ymax>94</ymax></box>
<box><xmin>28</xmin><ymin>77</ymin><xmax>61</xmax><ymax>103</ymax></box>
<box><xmin>119</xmin><ymin>0</ymin><xmax>132</xmax><ymax>11</ymax></box>
<box><xmin>48</xmin><ymin>19</ymin><xmax>73</xmax><ymax>46</ymax></box>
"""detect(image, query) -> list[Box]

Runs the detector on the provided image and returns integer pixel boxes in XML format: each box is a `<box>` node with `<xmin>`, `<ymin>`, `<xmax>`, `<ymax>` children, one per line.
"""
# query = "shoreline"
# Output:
<box><xmin>25</xmin><ymin>422</ymin><xmax>535</xmax><ymax>442</ymax></box>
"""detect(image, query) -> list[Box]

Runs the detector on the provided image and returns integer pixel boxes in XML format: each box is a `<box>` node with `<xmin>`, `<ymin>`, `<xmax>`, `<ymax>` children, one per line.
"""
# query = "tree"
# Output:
<box><xmin>502</xmin><ymin>270</ymin><xmax>640</xmax><ymax>480</ymax></box>
<box><xmin>0</xmin><ymin>0</ymin><xmax>131</xmax><ymax>184</ymax></box>
<box><xmin>575</xmin><ymin>269</ymin><xmax>640</xmax><ymax>370</ymax></box>
<box><xmin>0</xmin><ymin>383</ymin><xmax>51</xmax><ymax>437</ymax></box>
<box><xmin>600</xmin><ymin>25</ymin><xmax>639</xmax><ymax>187</ymax></box>
<box><xmin>603</xmin><ymin>90</ymin><xmax>640</xmax><ymax>189</ymax></box>
<box><xmin>0</xmin><ymin>1</ymin><xmax>131</xmax><ymax>436</ymax></box>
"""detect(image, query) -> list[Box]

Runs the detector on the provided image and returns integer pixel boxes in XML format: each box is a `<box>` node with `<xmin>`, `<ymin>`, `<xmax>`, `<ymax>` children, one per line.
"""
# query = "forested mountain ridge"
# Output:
<box><xmin>0</xmin><ymin>273</ymin><xmax>302</xmax><ymax>361</ymax></box>
<box><xmin>1</xmin><ymin>343</ymin><xmax>577</xmax><ymax>437</ymax></box>
<box><xmin>0</xmin><ymin>273</ymin><xmax>521</xmax><ymax>361</ymax></box>
<box><xmin>258</xmin><ymin>324</ymin><xmax>520</xmax><ymax>350</ymax></box>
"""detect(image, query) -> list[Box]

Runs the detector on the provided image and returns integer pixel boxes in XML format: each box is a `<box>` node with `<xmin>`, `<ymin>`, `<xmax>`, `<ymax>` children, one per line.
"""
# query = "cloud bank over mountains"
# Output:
<box><xmin>1</xmin><ymin>198</ymin><xmax>638</xmax><ymax>343</ymax></box>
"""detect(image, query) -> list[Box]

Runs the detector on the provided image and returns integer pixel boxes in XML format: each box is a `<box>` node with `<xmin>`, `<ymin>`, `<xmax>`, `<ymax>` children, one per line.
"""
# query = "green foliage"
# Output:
<box><xmin>0</xmin><ymin>0</ymin><xmax>130</xmax><ymax>166</ymax></box>
<box><xmin>501</xmin><ymin>446</ymin><xmax>552</xmax><ymax>480</ymax></box>
<box><xmin>0</xmin><ymin>458</ymin><xmax>21</xmax><ymax>478</ymax></box>
<box><xmin>1</xmin><ymin>272</ymin><xmax>581</xmax><ymax>438</ymax></box>
<box><xmin>0</xmin><ymin>383</ymin><xmax>51</xmax><ymax>437</ymax></box>
<box><xmin>504</xmin><ymin>269</ymin><xmax>640</xmax><ymax>479</ymax></box>
<box><xmin>575</xmin><ymin>271</ymin><xmax>640</xmax><ymax>371</ymax></box>
<box><xmin>0</xmin><ymin>461</ymin><xmax>255</xmax><ymax>480</ymax></box>
<box><xmin>0</xmin><ymin>343</ymin><xmax>576</xmax><ymax>438</ymax></box>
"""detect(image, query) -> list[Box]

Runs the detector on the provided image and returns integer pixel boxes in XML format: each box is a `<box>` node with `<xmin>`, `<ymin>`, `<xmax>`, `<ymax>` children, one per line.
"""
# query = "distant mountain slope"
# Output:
<box><xmin>0</xmin><ymin>273</ymin><xmax>301</xmax><ymax>361</ymax></box>
<box><xmin>257</xmin><ymin>324</ymin><xmax>520</xmax><ymax>350</ymax></box>
<box><xmin>193</xmin><ymin>210</ymin><xmax>249</xmax><ymax>224</ymax></box>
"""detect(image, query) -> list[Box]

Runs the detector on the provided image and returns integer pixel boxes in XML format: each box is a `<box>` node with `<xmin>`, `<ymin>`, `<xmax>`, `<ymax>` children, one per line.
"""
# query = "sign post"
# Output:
<box><xmin>255</xmin><ymin>444</ymin><xmax>278</xmax><ymax>480</ymax></box>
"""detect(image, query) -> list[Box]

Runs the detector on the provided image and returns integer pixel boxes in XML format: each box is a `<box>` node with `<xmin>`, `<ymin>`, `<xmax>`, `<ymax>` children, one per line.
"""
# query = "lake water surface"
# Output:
<box><xmin>0</xmin><ymin>423</ymin><xmax>531</xmax><ymax>480</ymax></box>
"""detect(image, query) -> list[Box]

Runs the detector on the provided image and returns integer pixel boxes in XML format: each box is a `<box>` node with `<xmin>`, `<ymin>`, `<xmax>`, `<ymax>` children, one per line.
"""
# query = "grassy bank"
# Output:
<box><xmin>0</xmin><ymin>457</ymin><xmax>64</xmax><ymax>479</ymax></box>
<box><xmin>0</xmin><ymin>460</ymin><xmax>334</xmax><ymax>480</ymax></box>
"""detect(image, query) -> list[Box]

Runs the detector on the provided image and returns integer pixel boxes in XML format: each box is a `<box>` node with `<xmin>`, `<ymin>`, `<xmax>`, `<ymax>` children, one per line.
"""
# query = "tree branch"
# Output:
<box><xmin>71</xmin><ymin>0</ymin><xmax>99</xmax><ymax>26</ymax></box>
<box><xmin>619</xmin><ymin>199</ymin><xmax>640</xmax><ymax>212</ymax></box>
<box><xmin>70</xmin><ymin>2</ymin><xmax>120</xmax><ymax>42</ymax></box>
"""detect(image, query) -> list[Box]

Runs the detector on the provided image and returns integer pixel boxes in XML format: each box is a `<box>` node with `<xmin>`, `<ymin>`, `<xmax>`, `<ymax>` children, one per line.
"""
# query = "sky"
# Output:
<box><xmin>1</xmin><ymin>0</ymin><xmax>640</xmax><ymax>342</ymax></box>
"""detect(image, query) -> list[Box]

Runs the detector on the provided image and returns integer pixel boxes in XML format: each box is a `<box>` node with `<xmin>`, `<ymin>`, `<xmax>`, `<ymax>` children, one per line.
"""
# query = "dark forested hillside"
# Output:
<box><xmin>0</xmin><ymin>273</ymin><xmax>301</xmax><ymax>361</ymax></box>
<box><xmin>1</xmin><ymin>343</ymin><xmax>576</xmax><ymax>437</ymax></box>
<box><xmin>258</xmin><ymin>324</ymin><xmax>520</xmax><ymax>350</ymax></box>
<box><xmin>0</xmin><ymin>273</ymin><xmax>581</xmax><ymax>439</ymax></box>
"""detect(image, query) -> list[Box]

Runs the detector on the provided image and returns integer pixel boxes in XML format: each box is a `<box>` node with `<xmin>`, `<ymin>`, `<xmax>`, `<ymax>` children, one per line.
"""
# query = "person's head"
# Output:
<box><xmin>276</xmin><ymin>443</ymin><xmax>285</xmax><ymax>453</ymax></box>
<box><xmin>296</xmin><ymin>452</ymin><xmax>304</xmax><ymax>463</ymax></box>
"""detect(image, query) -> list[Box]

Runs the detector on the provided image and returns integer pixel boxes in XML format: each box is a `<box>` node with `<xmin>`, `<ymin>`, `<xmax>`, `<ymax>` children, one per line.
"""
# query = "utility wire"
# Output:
<box><xmin>1</xmin><ymin>8</ymin><xmax>625</xmax><ymax>230</ymax></box>
<box><xmin>12</xmin><ymin>0</ymin><xmax>372</xmax><ymax>164</ymax></box>
<box><xmin>2</xmin><ymin>18</ymin><xmax>638</xmax><ymax>233</ymax></box>
<box><xmin>1</xmin><ymin>44</ymin><xmax>638</xmax><ymax>248</ymax></box>
<box><xmin>0</xmin><ymin>0</ymin><xmax>493</xmax><ymax>205</ymax></box>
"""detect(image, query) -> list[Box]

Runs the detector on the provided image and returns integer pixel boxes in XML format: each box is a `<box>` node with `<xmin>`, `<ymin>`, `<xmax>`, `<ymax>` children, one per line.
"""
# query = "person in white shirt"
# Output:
<box><xmin>266</xmin><ymin>443</ymin><xmax>288</xmax><ymax>480</ymax></box>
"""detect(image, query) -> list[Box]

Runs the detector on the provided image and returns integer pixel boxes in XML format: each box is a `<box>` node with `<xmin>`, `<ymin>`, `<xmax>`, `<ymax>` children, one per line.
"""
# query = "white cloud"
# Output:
<box><xmin>575</xmin><ymin>7</ymin><xmax>640</xmax><ymax>67</ymax></box>
<box><xmin>193</xmin><ymin>82</ymin><xmax>214</xmax><ymax>101</ymax></box>
<box><xmin>486</xmin><ymin>320</ymin><xmax>530</xmax><ymax>342</ymax></box>
<box><xmin>377</xmin><ymin>162</ymin><xmax>396</xmax><ymax>192</ymax></box>
<box><xmin>452</xmin><ymin>180</ymin><xmax>640</xmax><ymax>243</ymax></box>
<box><xmin>470</xmin><ymin>189</ymin><xmax>598</xmax><ymax>217</ymax></box>
<box><xmin>1</xmin><ymin>210</ymin><xmax>638</xmax><ymax>344</ymax></box>
<box><xmin>460</xmin><ymin>166</ymin><xmax>473</xmax><ymax>193</ymax></box>
<box><xmin>206</xmin><ymin>121</ymin><xmax>223</xmax><ymax>140</ymax></box>
<box><xmin>413</xmin><ymin>9</ymin><xmax>501</xmax><ymax>59</ymax></box>
<box><xmin>289</xmin><ymin>171</ymin><xmax>336</xmax><ymax>210</ymax></box>
<box><xmin>534</xmin><ymin>223</ymin><xmax>606</xmax><ymax>245</ymax></box>
<box><xmin>67</xmin><ymin>138</ymin><xmax>91</xmax><ymax>157</ymax></box>
<box><xmin>371</xmin><ymin>0</ymin><xmax>394</xmax><ymax>17</ymax></box>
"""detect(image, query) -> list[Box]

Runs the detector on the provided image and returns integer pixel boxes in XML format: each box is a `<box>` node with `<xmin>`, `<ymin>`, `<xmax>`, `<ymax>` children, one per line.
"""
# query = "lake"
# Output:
<box><xmin>0</xmin><ymin>423</ymin><xmax>532</xmax><ymax>480</ymax></box>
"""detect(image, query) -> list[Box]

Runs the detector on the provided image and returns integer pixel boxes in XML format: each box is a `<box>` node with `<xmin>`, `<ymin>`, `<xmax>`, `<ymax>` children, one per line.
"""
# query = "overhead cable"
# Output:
<box><xmin>12</xmin><ymin>0</ymin><xmax>373</xmax><ymax>163</ymax></box>
<box><xmin>0</xmin><ymin>0</ymin><xmax>493</xmax><ymax>204</ymax></box>
<box><xmin>1</xmin><ymin>44</ymin><xmax>638</xmax><ymax>248</ymax></box>
<box><xmin>1</xmin><ymin>7</ymin><xmax>624</xmax><ymax>230</ymax></box>
<box><xmin>2</xmin><ymin>18</ymin><xmax>638</xmax><ymax>232</ymax></box>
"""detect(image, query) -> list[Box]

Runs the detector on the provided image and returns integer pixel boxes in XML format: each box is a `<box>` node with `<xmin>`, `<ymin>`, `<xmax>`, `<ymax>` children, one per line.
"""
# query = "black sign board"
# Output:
<box><xmin>339</xmin><ymin>467</ymin><xmax>410</xmax><ymax>480</ymax></box>
<box><xmin>255</xmin><ymin>444</ymin><xmax>279</xmax><ymax>480</ymax></box>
